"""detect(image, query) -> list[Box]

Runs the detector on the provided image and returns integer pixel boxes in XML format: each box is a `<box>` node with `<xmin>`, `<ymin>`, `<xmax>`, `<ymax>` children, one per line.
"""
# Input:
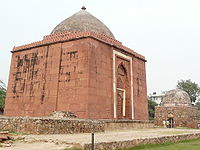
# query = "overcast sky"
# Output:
<box><xmin>0</xmin><ymin>0</ymin><xmax>200</xmax><ymax>94</ymax></box>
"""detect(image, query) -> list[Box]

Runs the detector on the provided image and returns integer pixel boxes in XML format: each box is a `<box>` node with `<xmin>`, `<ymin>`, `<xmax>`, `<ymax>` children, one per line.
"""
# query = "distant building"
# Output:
<box><xmin>148</xmin><ymin>91</ymin><xmax>167</xmax><ymax>105</ymax></box>
<box><xmin>154</xmin><ymin>89</ymin><xmax>199</xmax><ymax>128</ymax></box>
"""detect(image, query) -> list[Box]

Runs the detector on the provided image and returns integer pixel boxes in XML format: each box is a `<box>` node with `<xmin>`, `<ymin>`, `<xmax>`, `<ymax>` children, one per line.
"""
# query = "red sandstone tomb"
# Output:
<box><xmin>4</xmin><ymin>7</ymin><xmax>148</xmax><ymax>120</ymax></box>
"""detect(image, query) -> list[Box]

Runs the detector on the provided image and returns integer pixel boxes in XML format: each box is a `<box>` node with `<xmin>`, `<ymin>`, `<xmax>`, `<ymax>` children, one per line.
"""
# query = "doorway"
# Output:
<box><xmin>167</xmin><ymin>118</ymin><xmax>174</xmax><ymax>128</ymax></box>
<box><xmin>116</xmin><ymin>88</ymin><xmax>126</xmax><ymax>119</ymax></box>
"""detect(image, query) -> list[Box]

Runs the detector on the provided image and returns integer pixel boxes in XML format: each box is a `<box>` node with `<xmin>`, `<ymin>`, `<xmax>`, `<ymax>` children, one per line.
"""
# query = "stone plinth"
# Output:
<box><xmin>0</xmin><ymin>116</ymin><xmax>105</xmax><ymax>134</ymax></box>
<box><xmin>0</xmin><ymin>116</ymin><xmax>154</xmax><ymax>134</ymax></box>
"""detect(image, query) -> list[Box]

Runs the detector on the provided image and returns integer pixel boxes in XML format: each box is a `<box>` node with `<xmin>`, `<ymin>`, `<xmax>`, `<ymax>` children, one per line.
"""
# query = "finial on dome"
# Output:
<box><xmin>81</xmin><ymin>6</ymin><xmax>86</xmax><ymax>10</ymax></box>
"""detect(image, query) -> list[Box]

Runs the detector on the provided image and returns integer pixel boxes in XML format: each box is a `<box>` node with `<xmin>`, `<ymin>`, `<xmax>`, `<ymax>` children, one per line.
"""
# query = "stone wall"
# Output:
<box><xmin>104</xmin><ymin>120</ymin><xmax>154</xmax><ymax>131</ymax></box>
<box><xmin>4</xmin><ymin>38</ymin><xmax>91</xmax><ymax>118</ymax></box>
<box><xmin>84</xmin><ymin>133</ymin><xmax>200</xmax><ymax>150</ymax></box>
<box><xmin>154</xmin><ymin>106</ymin><xmax>198</xmax><ymax>128</ymax></box>
<box><xmin>0</xmin><ymin>116</ymin><xmax>104</xmax><ymax>134</ymax></box>
<box><xmin>187</xmin><ymin>116</ymin><xmax>200</xmax><ymax>128</ymax></box>
<box><xmin>0</xmin><ymin>116</ymin><xmax>154</xmax><ymax>134</ymax></box>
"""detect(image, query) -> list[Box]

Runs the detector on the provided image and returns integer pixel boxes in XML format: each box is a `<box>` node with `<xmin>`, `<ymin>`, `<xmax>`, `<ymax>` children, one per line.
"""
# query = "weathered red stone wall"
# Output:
<box><xmin>4</xmin><ymin>45</ymin><xmax>60</xmax><ymax>116</ymax></box>
<box><xmin>4</xmin><ymin>39</ymin><xmax>91</xmax><ymax>118</ymax></box>
<box><xmin>133</xmin><ymin>59</ymin><xmax>148</xmax><ymax>120</ymax></box>
<box><xmin>4</xmin><ymin>35</ymin><xmax>148</xmax><ymax>120</ymax></box>
<box><xmin>56</xmin><ymin>39</ymin><xmax>91</xmax><ymax>118</ymax></box>
<box><xmin>87</xmin><ymin>39</ymin><xmax>113</xmax><ymax>119</ymax></box>
<box><xmin>86</xmin><ymin>38</ymin><xmax>148</xmax><ymax>120</ymax></box>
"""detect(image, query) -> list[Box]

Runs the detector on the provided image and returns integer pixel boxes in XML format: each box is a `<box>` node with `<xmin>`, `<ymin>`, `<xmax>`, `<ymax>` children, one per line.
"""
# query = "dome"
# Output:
<box><xmin>51</xmin><ymin>7</ymin><xmax>115</xmax><ymax>38</ymax></box>
<box><xmin>161</xmin><ymin>89</ymin><xmax>191</xmax><ymax>107</ymax></box>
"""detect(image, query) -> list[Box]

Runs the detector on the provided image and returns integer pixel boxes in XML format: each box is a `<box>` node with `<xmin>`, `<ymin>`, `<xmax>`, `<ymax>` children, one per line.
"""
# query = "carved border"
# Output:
<box><xmin>113</xmin><ymin>50</ymin><xmax>134</xmax><ymax>119</ymax></box>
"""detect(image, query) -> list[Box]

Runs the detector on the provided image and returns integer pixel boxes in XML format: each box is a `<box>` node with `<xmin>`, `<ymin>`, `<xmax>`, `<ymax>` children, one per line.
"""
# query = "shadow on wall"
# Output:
<box><xmin>0</xmin><ymin>109</ymin><xmax>3</xmax><ymax>115</ymax></box>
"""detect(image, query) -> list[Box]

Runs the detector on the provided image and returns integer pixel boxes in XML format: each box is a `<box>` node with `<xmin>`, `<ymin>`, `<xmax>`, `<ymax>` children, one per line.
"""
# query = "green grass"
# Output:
<box><xmin>8</xmin><ymin>130</ymin><xmax>27</xmax><ymax>135</ymax></box>
<box><xmin>62</xmin><ymin>138</ymin><xmax>200</xmax><ymax>150</ymax></box>
<box><xmin>117</xmin><ymin>138</ymin><xmax>200</xmax><ymax>150</ymax></box>
<box><xmin>0</xmin><ymin>129</ymin><xmax>27</xmax><ymax>135</ymax></box>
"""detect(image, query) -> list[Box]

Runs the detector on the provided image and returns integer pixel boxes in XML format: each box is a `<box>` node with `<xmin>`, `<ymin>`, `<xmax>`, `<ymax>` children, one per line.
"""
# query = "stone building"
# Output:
<box><xmin>4</xmin><ymin>7</ymin><xmax>148</xmax><ymax>120</ymax></box>
<box><xmin>154</xmin><ymin>89</ymin><xmax>199</xmax><ymax>128</ymax></box>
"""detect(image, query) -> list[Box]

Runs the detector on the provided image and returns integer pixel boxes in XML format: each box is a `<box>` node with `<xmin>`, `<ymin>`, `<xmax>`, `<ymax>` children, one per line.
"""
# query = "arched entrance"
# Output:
<box><xmin>167</xmin><ymin>118</ymin><xmax>174</xmax><ymax>128</ymax></box>
<box><xmin>167</xmin><ymin>113</ymin><xmax>174</xmax><ymax>128</ymax></box>
<box><xmin>116</xmin><ymin>63</ymin><xmax>129</xmax><ymax>119</ymax></box>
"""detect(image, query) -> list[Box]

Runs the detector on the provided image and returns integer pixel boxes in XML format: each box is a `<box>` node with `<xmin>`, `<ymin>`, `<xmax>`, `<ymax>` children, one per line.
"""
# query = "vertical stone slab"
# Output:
<box><xmin>88</xmin><ymin>38</ymin><xmax>113</xmax><ymax>119</ymax></box>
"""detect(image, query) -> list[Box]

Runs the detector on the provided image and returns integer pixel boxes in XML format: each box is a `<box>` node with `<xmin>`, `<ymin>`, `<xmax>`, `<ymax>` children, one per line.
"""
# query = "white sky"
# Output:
<box><xmin>0</xmin><ymin>0</ymin><xmax>200</xmax><ymax>94</ymax></box>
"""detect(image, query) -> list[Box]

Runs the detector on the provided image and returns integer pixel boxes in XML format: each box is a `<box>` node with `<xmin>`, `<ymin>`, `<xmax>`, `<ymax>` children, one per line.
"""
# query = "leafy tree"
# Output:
<box><xmin>195</xmin><ymin>101</ymin><xmax>200</xmax><ymax>109</ymax></box>
<box><xmin>0</xmin><ymin>80</ymin><xmax>6</xmax><ymax>113</ymax></box>
<box><xmin>148</xmin><ymin>99</ymin><xmax>158</xmax><ymax>120</ymax></box>
<box><xmin>177</xmin><ymin>79</ymin><xmax>200</xmax><ymax>103</ymax></box>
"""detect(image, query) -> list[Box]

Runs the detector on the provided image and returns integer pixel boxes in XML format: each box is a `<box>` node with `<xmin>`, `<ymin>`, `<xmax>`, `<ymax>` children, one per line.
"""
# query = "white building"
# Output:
<box><xmin>148</xmin><ymin>91</ymin><xmax>167</xmax><ymax>105</ymax></box>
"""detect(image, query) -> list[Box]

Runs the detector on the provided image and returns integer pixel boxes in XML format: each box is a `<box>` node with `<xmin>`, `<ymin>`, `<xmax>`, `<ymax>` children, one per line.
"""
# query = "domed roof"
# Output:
<box><xmin>51</xmin><ymin>7</ymin><xmax>115</xmax><ymax>38</ymax></box>
<box><xmin>161</xmin><ymin>89</ymin><xmax>191</xmax><ymax>107</ymax></box>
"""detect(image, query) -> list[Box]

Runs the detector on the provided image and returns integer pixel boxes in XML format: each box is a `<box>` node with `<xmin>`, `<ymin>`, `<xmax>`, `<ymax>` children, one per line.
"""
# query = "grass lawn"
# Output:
<box><xmin>63</xmin><ymin>138</ymin><xmax>200</xmax><ymax>150</ymax></box>
<box><xmin>117</xmin><ymin>138</ymin><xmax>200</xmax><ymax>150</ymax></box>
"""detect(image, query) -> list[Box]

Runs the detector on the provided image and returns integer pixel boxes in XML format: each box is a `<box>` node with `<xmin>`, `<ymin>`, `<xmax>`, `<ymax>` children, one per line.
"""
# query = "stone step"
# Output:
<box><xmin>0</xmin><ymin>131</ymin><xmax>9</xmax><ymax>134</ymax></box>
<box><xmin>0</xmin><ymin>131</ymin><xmax>10</xmax><ymax>141</ymax></box>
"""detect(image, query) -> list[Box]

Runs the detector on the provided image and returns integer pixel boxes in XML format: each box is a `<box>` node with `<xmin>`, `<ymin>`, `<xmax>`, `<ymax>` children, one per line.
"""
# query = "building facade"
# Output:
<box><xmin>148</xmin><ymin>91</ymin><xmax>167</xmax><ymax>105</ymax></box>
<box><xmin>4</xmin><ymin>7</ymin><xmax>148</xmax><ymax>120</ymax></box>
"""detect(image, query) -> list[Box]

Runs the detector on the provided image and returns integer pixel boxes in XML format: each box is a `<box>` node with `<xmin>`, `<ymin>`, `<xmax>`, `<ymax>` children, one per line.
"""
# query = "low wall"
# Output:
<box><xmin>186</xmin><ymin>116</ymin><xmax>200</xmax><ymax>128</ymax></box>
<box><xmin>0</xmin><ymin>116</ymin><xmax>155</xmax><ymax>134</ymax></box>
<box><xmin>104</xmin><ymin>120</ymin><xmax>154</xmax><ymax>131</ymax></box>
<box><xmin>84</xmin><ymin>133</ymin><xmax>200</xmax><ymax>150</ymax></box>
<box><xmin>0</xmin><ymin>116</ymin><xmax>105</xmax><ymax>134</ymax></box>
<box><xmin>154</xmin><ymin>106</ymin><xmax>199</xmax><ymax>128</ymax></box>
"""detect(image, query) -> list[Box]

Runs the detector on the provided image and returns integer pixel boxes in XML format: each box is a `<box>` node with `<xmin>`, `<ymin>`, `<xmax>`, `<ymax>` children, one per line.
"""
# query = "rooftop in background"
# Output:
<box><xmin>148</xmin><ymin>91</ymin><xmax>167</xmax><ymax>105</ymax></box>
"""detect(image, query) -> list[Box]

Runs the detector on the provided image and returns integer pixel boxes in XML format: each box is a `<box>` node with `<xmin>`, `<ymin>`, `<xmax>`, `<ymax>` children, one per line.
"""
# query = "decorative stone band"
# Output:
<box><xmin>12</xmin><ymin>31</ymin><xmax>146</xmax><ymax>61</ymax></box>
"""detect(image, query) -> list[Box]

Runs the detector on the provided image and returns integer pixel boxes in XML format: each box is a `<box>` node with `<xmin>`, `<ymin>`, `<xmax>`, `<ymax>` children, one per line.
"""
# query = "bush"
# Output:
<box><xmin>148</xmin><ymin>99</ymin><xmax>158</xmax><ymax>120</ymax></box>
<box><xmin>0</xmin><ymin>80</ymin><xmax>6</xmax><ymax>113</ymax></box>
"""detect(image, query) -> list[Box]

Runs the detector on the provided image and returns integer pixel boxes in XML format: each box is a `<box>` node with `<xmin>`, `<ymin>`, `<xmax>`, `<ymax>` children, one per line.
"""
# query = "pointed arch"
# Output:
<box><xmin>117</xmin><ymin>63</ymin><xmax>127</xmax><ymax>76</ymax></box>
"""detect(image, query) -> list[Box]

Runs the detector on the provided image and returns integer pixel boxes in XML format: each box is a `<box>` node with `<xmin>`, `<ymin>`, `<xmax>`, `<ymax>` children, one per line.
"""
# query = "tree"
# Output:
<box><xmin>148</xmin><ymin>99</ymin><xmax>158</xmax><ymax>120</ymax></box>
<box><xmin>195</xmin><ymin>101</ymin><xmax>200</xmax><ymax>115</ymax></box>
<box><xmin>0</xmin><ymin>80</ymin><xmax>6</xmax><ymax>113</ymax></box>
<box><xmin>177</xmin><ymin>79</ymin><xmax>200</xmax><ymax>103</ymax></box>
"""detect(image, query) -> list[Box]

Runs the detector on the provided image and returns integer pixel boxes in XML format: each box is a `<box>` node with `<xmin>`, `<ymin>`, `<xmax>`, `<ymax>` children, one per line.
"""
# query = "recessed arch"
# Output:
<box><xmin>117</xmin><ymin>63</ymin><xmax>127</xmax><ymax>76</ymax></box>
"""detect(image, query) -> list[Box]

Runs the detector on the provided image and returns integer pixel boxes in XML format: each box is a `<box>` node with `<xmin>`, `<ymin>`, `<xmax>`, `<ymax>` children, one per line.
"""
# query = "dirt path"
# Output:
<box><xmin>0</xmin><ymin>142</ymin><xmax>73</xmax><ymax>150</ymax></box>
<box><xmin>1</xmin><ymin>128</ymin><xmax>200</xmax><ymax>150</ymax></box>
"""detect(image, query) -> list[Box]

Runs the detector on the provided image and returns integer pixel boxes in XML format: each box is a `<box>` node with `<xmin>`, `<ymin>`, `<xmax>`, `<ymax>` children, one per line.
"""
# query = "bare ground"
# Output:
<box><xmin>1</xmin><ymin>128</ymin><xmax>200</xmax><ymax>150</ymax></box>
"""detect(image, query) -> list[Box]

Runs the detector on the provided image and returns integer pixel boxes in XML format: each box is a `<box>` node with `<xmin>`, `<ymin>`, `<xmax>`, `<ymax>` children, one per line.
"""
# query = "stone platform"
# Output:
<box><xmin>0</xmin><ymin>116</ymin><xmax>154</xmax><ymax>134</ymax></box>
<box><xmin>1</xmin><ymin>128</ymin><xmax>200</xmax><ymax>150</ymax></box>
